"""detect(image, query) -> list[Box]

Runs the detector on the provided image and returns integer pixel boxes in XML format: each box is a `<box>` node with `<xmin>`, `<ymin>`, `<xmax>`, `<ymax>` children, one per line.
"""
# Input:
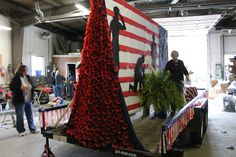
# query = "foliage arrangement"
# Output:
<box><xmin>140</xmin><ymin>71</ymin><xmax>185</xmax><ymax>112</ymax></box>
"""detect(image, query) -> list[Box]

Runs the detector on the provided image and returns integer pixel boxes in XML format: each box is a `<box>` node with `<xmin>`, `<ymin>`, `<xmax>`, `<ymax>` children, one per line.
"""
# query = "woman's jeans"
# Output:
<box><xmin>14</xmin><ymin>101</ymin><xmax>36</xmax><ymax>133</ymax></box>
<box><xmin>68</xmin><ymin>84</ymin><xmax>74</xmax><ymax>98</ymax></box>
<box><xmin>55</xmin><ymin>84</ymin><xmax>64</xmax><ymax>98</ymax></box>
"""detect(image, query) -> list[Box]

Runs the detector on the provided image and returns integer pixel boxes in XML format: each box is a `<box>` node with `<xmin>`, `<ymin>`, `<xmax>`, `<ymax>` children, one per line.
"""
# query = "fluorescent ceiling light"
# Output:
<box><xmin>171</xmin><ymin>0</ymin><xmax>179</xmax><ymax>4</ymax></box>
<box><xmin>0</xmin><ymin>25</ymin><xmax>11</xmax><ymax>31</ymax></box>
<box><xmin>75</xmin><ymin>3</ymin><xmax>90</xmax><ymax>15</ymax></box>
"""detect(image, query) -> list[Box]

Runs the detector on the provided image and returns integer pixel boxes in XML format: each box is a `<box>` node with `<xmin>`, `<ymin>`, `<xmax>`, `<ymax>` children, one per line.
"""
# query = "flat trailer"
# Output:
<box><xmin>39</xmin><ymin>88</ymin><xmax>208</xmax><ymax>157</ymax></box>
<box><xmin>39</xmin><ymin>0</ymin><xmax>208</xmax><ymax>156</ymax></box>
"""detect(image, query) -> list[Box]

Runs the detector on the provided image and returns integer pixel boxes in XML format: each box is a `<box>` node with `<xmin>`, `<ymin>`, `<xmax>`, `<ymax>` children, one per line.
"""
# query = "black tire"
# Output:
<box><xmin>190</xmin><ymin>109</ymin><xmax>204</xmax><ymax>145</ymax></box>
<box><xmin>229</xmin><ymin>102</ymin><xmax>236</xmax><ymax>112</ymax></box>
<box><xmin>203</xmin><ymin>105</ymin><xmax>208</xmax><ymax>133</ymax></box>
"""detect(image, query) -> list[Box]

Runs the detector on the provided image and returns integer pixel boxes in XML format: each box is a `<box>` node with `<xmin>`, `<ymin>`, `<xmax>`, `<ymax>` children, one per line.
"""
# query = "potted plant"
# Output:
<box><xmin>140</xmin><ymin>71</ymin><xmax>185</xmax><ymax>117</ymax></box>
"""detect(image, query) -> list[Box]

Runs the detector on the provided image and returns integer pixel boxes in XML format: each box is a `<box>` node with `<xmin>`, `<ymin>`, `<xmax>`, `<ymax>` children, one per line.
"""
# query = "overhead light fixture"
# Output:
<box><xmin>171</xmin><ymin>0</ymin><xmax>179</xmax><ymax>4</ymax></box>
<box><xmin>75</xmin><ymin>3</ymin><xmax>90</xmax><ymax>15</ymax></box>
<box><xmin>0</xmin><ymin>25</ymin><xmax>11</xmax><ymax>31</ymax></box>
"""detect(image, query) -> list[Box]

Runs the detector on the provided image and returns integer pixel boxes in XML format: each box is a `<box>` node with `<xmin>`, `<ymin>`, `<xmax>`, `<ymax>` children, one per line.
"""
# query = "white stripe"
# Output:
<box><xmin>119</xmin><ymin>69</ymin><xmax>134</xmax><ymax>78</ymax></box>
<box><xmin>125</xmin><ymin>96</ymin><xmax>140</xmax><ymax>106</ymax></box>
<box><xmin>118</xmin><ymin>36</ymin><xmax>160</xmax><ymax>56</ymax></box>
<box><xmin>129</xmin><ymin>108</ymin><xmax>142</xmax><ymax>114</ymax></box>
<box><xmin>121</xmin><ymin>82</ymin><xmax>131</xmax><ymax>91</ymax></box>
<box><xmin>105</xmin><ymin>0</ymin><xmax>159</xmax><ymax>33</ymax></box>
<box><xmin>119</xmin><ymin>66</ymin><xmax>153</xmax><ymax>78</ymax></box>
<box><xmin>119</xmin><ymin>51</ymin><xmax>141</xmax><ymax>63</ymax></box>
<box><xmin>107</xmin><ymin>15</ymin><xmax>160</xmax><ymax>44</ymax></box>
<box><xmin>119</xmin><ymin>35</ymin><xmax>151</xmax><ymax>51</ymax></box>
<box><xmin>119</xmin><ymin>52</ymin><xmax>157</xmax><ymax>65</ymax></box>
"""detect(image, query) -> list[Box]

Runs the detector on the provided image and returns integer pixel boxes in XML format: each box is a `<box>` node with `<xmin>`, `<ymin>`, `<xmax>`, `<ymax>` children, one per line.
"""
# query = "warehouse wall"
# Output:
<box><xmin>223</xmin><ymin>35</ymin><xmax>236</xmax><ymax>55</ymax></box>
<box><xmin>0</xmin><ymin>14</ymin><xmax>12</xmax><ymax>84</ymax></box>
<box><xmin>207</xmin><ymin>32</ymin><xmax>223</xmax><ymax>81</ymax></box>
<box><xmin>0</xmin><ymin>14</ymin><xmax>11</xmax><ymax>67</ymax></box>
<box><xmin>208</xmin><ymin>30</ymin><xmax>236</xmax><ymax>81</ymax></box>
<box><xmin>22</xmin><ymin>26</ymin><xmax>52</xmax><ymax>75</ymax></box>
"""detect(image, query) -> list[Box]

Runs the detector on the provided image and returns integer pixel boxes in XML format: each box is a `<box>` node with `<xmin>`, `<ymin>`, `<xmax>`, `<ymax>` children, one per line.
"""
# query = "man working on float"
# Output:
<box><xmin>165</xmin><ymin>50</ymin><xmax>189</xmax><ymax>115</ymax></box>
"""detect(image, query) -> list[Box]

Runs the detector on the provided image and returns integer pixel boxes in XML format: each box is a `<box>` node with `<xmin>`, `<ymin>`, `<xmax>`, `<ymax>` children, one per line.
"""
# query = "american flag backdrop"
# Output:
<box><xmin>105</xmin><ymin>0</ymin><xmax>163</xmax><ymax>113</ymax></box>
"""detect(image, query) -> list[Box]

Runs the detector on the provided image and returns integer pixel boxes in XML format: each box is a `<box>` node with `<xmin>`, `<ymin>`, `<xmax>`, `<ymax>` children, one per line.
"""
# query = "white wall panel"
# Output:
<box><xmin>22</xmin><ymin>26</ymin><xmax>52</xmax><ymax>75</ymax></box>
<box><xmin>208</xmin><ymin>33</ymin><xmax>223</xmax><ymax>81</ymax></box>
<box><xmin>224</xmin><ymin>35</ymin><xmax>236</xmax><ymax>54</ymax></box>
<box><xmin>0</xmin><ymin>14</ymin><xmax>11</xmax><ymax>67</ymax></box>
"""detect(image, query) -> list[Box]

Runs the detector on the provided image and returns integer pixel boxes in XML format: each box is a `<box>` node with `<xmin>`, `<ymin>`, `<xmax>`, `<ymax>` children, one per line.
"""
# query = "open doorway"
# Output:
<box><xmin>66</xmin><ymin>63</ymin><xmax>77</xmax><ymax>99</ymax></box>
<box><xmin>31</xmin><ymin>55</ymin><xmax>45</xmax><ymax>76</ymax></box>
<box><xmin>66</xmin><ymin>63</ymin><xmax>76</xmax><ymax>81</ymax></box>
<box><xmin>224</xmin><ymin>54</ymin><xmax>234</xmax><ymax>81</ymax></box>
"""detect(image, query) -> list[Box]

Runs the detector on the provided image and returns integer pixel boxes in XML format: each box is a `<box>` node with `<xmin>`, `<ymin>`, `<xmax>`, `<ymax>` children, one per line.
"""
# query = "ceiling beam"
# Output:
<box><xmin>140</xmin><ymin>1</ymin><xmax>236</xmax><ymax>12</ymax></box>
<box><xmin>0</xmin><ymin>0</ymin><xmax>32</xmax><ymax>14</ymax></box>
<box><xmin>42</xmin><ymin>4</ymin><xmax>78</xmax><ymax>16</ymax></box>
<box><xmin>35</xmin><ymin>23</ymin><xmax>84</xmax><ymax>41</ymax></box>
<box><xmin>43</xmin><ymin>0</ymin><xmax>61</xmax><ymax>7</ymax></box>
<box><xmin>21</xmin><ymin>3</ymin><xmax>77</xmax><ymax>26</ymax></box>
<box><xmin>40</xmin><ymin>11</ymin><xmax>88</xmax><ymax>23</ymax></box>
<box><xmin>128</xmin><ymin>0</ymin><xmax>172</xmax><ymax>5</ymax></box>
<box><xmin>50</xmin><ymin>23</ymin><xmax>80</xmax><ymax>34</ymax></box>
<box><xmin>21</xmin><ymin>2</ymin><xmax>89</xmax><ymax>26</ymax></box>
<box><xmin>137</xmin><ymin>1</ymin><xmax>236</xmax><ymax>17</ymax></box>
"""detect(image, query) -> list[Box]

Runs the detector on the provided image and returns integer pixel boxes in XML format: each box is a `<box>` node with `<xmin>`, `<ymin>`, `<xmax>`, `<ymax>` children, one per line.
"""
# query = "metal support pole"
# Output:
<box><xmin>41</xmin><ymin>138</ymin><xmax>55</xmax><ymax>157</ymax></box>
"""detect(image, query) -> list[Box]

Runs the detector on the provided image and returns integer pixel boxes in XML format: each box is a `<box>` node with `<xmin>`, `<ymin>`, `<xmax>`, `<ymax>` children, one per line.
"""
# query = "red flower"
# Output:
<box><xmin>114</xmin><ymin>98</ymin><xmax>121</xmax><ymax>104</ymax></box>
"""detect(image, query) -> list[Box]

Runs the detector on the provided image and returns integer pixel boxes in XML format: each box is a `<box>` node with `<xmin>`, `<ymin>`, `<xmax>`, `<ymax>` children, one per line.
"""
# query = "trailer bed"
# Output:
<box><xmin>41</xmin><ymin>108</ymin><xmax>164</xmax><ymax>153</ymax></box>
<box><xmin>40</xmin><ymin>89</ymin><xmax>208</xmax><ymax>157</ymax></box>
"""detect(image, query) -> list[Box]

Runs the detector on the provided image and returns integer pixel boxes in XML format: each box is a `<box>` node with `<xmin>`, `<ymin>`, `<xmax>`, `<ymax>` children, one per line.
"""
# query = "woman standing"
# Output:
<box><xmin>10</xmin><ymin>65</ymin><xmax>38</xmax><ymax>136</ymax></box>
<box><xmin>55</xmin><ymin>69</ymin><xmax>65</xmax><ymax>98</ymax></box>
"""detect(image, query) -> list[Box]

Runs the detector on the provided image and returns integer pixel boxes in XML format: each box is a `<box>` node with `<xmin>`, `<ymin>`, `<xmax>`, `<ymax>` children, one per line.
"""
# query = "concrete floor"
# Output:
<box><xmin>0</xmin><ymin>94</ymin><xmax>235</xmax><ymax>157</ymax></box>
<box><xmin>184</xmin><ymin>94</ymin><xmax>236</xmax><ymax>157</ymax></box>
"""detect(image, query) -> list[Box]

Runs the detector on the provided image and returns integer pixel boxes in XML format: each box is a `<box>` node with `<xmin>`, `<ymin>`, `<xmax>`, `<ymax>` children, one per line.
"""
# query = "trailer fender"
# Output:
<box><xmin>203</xmin><ymin>102</ymin><xmax>208</xmax><ymax>133</ymax></box>
<box><xmin>193</xmin><ymin>98</ymin><xmax>208</xmax><ymax>109</ymax></box>
<box><xmin>193</xmin><ymin>98</ymin><xmax>208</xmax><ymax>133</ymax></box>
<box><xmin>187</xmin><ymin>97</ymin><xmax>207</xmax><ymax>145</ymax></box>
<box><xmin>189</xmin><ymin>108</ymin><xmax>204</xmax><ymax>145</ymax></box>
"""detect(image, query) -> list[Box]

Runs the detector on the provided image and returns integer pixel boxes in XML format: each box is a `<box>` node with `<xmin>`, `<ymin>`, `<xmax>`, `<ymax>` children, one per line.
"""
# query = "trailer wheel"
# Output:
<box><xmin>190</xmin><ymin>110</ymin><xmax>204</xmax><ymax>145</ymax></box>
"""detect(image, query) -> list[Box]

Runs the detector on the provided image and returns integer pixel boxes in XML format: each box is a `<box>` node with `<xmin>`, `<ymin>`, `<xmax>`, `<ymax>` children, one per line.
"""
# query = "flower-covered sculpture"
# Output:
<box><xmin>65</xmin><ymin>0</ymin><xmax>143</xmax><ymax>150</ymax></box>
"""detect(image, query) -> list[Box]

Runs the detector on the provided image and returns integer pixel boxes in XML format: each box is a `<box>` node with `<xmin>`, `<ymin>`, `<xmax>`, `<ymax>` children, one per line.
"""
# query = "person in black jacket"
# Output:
<box><xmin>55</xmin><ymin>69</ymin><xmax>65</xmax><ymax>98</ymax></box>
<box><xmin>51</xmin><ymin>67</ymin><xmax>58</xmax><ymax>94</ymax></box>
<box><xmin>165</xmin><ymin>50</ymin><xmax>189</xmax><ymax>116</ymax></box>
<box><xmin>165</xmin><ymin>50</ymin><xmax>189</xmax><ymax>92</ymax></box>
<box><xmin>10</xmin><ymin>65</ymin><xmax>38</xmax><ymax>136</ymax></box>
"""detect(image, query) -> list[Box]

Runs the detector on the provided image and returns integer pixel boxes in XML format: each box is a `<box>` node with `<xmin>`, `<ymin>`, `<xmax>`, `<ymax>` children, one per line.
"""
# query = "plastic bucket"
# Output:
<box><xmin>35</xmin><ymin>70</ymin><xmax>42</xmax><ymax>76</ymax></box>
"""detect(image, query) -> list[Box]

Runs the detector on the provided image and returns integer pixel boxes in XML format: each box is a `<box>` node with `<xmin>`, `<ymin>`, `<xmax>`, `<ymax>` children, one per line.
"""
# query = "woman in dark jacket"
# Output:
<box><xmin>10</xmin><ymin>65</ymin><xmax>37</xmax><ymax>136</ymax></box>
<box><xmin>55</xmin><ymin>69</ymin><xmax>65</xmax><ymax>98</ymax></box>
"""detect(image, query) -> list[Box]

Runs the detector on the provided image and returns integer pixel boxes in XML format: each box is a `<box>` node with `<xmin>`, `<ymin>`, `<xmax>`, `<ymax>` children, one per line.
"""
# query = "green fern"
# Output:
<box><xmin>140</xmin><ymin>71</ymin><xmax>185</xmax><ymax>112</ymax></box>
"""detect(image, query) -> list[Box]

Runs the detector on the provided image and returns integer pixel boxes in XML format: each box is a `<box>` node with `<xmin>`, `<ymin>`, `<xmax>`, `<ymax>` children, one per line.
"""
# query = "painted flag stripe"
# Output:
<box><xmin>119</xmin><ymin>76</ymin><xmax>134</xmax><ymax>83</ymax></box>
<box><xmin>120</xmin><ymin>30</ymin><xmax>153</xmax><ymax>45</ymax></box>
<box><xmin>114</xmin><ymin>0</ymin><xmax>159</xmax><ymax>27</ymax></box>
<box><xmin>120</xmin><ymin>62</ymin><xmax>149</xmax><ymax>69</ymax></box>
<box><xmin>121</xmin><ymin>49</ymin><xmax>160</xmax><ymax>60</ymax></box>
<box><xmin>123</xmin><ymin>91</ymin><xmax>140</xmax><ymax>97</ymax></box>
<box><xmin>120</xmin><ymin>45</ymin><xmax>150</xmax><ymax>56</ymax></box>
<box><xmin>127</xmin><ymin>103</ymin><xmax>141</xmax><ymax>111</ymax></box>
<box><xmin>106</xmin><ymin>9</ymin><xmax>160</xmax><ymax>39</ymax></box>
